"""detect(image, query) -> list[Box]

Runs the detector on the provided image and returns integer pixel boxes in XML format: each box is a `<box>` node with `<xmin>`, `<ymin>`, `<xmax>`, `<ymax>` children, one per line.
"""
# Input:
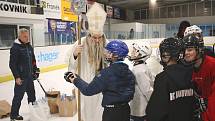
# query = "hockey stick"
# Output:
<box><xmin>36</xmin><ymin>79</ymin><xmax>58</xmax><ymax>98</ymax></box>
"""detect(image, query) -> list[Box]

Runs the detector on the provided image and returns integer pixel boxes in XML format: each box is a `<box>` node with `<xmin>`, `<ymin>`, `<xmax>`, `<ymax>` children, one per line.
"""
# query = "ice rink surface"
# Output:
<box><xmin>0</xmin><ymin>55</ymin><xmax>162</xmax><ymax>121</ymax></box>
<box><xmin>0</xmin><ymin>68</ymin><xmax>78</xmax><ymax>121</ymax></box>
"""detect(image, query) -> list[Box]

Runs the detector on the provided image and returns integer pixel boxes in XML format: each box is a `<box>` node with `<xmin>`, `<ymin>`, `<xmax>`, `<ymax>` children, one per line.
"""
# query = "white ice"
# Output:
<box><xmin>0</xmin><ymin>68</ymin><xmax>77</xmax><ymax>121</ymax></box>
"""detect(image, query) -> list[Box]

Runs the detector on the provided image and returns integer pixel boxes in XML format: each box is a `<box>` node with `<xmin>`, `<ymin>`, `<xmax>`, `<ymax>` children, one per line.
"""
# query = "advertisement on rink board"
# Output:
<box><xmin>34</xmin><ymin>45</ymin><xmax>71</xmax><ymax>67</ymax></box>
<box><xmin>40</xmin><ymin>0</ymin><xmax>61</xmax><ymax>19</ymax></box>
<box><xmin>0</xmin><ymin>1</ymin><xmax>31</xmax><ymax>14</ymax></box>
<box><xmin>114</xmin><ymin>7</ymin><xmax>121</xmax><ymax>19</ymax></box>
<box><xmin>48</xmin><ymin>19</ymin><xmax>76</xmax><ymax>33</ymax></box>
<box><xmin>47</xmin><ymin>19</ymin><xmax>76</xmax><ymax>44</ymax></box>
<box><xmin>61</xmin><ymin>0</ymin><xmax>78</xmax><ymax>22</ymax></box>
<box><xmin>106</xmin><ymin>5</ymin><xmax>113</xmax><ymax>18</ymax></box>
<box><xmin>0</xmin><ymin>45</ymin><xmax>72</xmax><ymax>77</ymax></box>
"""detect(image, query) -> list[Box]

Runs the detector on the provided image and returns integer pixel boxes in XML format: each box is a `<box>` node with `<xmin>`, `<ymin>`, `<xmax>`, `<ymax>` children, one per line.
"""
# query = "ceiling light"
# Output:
<box><xmin>150</xmin><ymin>0</ymin><xmax>157</xmax><ymax>6</ymax></box>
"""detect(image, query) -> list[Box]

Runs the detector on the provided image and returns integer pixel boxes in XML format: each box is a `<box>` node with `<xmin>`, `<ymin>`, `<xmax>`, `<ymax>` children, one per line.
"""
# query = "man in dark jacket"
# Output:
<box><xmin>146</xmin><ymin>38</ymin><xmax>195</xmax><ymax>121</ymax></box>
<box><xmin>9</xmin><ymin>28</ymin><xmax>39</xmax><ymax>121</ymax></box>
<box><xmin>64</xmin><ymin>40</ymin><xmax>135</xmax><ymax>121</ymax></box>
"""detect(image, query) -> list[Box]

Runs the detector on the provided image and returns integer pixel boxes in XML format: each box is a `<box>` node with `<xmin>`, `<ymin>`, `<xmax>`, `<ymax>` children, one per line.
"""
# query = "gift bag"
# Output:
<box><xmin>0</xmin><ymin>100</ymin><xmax>11</xmax><ymax>118</ymax></box>
<box><xmin>47</xmin><ymin>91</ymin><xmax>60</xmax><ymax>114</ymax></box>
<box><xmin>57</xmin><ymin>94</ymin><xmax>77</xmax><ymax>117</ymax></box>
<box><xmin>29</xmin><ymin>98</ymin><xmax>50</xmax><ymax>121</ymax></box>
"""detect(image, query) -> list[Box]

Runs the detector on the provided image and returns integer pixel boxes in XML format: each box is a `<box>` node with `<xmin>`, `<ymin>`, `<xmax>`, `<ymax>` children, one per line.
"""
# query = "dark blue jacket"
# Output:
<box><xmin>74</xmin><ymin>62</ymin><xmax>135</xmax><ymax>107</ymax></box>
<box><xmin>9</xmin><ymin>39</ymin><xmax>37</xmax><ymax>80</ymax></box>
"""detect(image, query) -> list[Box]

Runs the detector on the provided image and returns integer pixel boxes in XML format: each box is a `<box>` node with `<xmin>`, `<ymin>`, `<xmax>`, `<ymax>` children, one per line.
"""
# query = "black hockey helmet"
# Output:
<box><xmin>181</xmin><ymin>34</ymin><xmax>205</xmax><ymax>67</ymax></box>
<box><xmin>159</xmin><ymin>38</ymin><xmax>182</xmax><ymax>67</ymax></box>
<box><xmin>182</xmin><ymin>34</ymin><xmax>204</xmax><ymax>56</ymax></box>
<box><xmin>159</xmin><ymin>37</ymin><xmax>182</xmax><ymax>59</ymax></box>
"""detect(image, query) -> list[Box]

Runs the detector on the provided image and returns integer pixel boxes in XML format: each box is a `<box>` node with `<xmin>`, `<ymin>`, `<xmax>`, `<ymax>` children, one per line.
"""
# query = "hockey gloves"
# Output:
<box><xmin>193</xmin><ymin>91</ymin><xmax>208</xmax><ymax>121</ymax></box>
<box><xmin>64</xmin><ymin>72</ymin><xmax>75</xmax><ymax>83</ymax></box>
<box><xmin>33</xmin><ymin>68</ymin><xmax>40</xmax><ymax>80</ymax></box>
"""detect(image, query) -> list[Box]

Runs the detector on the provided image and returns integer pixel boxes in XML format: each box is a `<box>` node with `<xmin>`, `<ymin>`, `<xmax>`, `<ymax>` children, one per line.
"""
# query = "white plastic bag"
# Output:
<box><xmin>29</xmin><ymin>98</ymin><xmax>51</xmax><ymax>121</ymax></box>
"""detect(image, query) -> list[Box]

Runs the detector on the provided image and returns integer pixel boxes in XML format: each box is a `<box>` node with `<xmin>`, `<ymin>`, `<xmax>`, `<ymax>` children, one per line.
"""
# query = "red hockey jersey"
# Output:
<box><xmin>192</xmin><ymin>55</ymin><xmax>215</xmax><ymax>121</ymax></box>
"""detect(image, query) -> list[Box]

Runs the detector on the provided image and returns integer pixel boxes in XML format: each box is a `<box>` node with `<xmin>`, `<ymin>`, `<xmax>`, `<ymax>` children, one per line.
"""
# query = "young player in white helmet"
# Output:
<box><xmin>129</xmin><ymin>42</ymin><xmax>153</xmax><ymax>64</ymax></box>
<box><xmin>129</xmin><ymin>42</ymin><xmax>155</xmax><ymax>121</ymax></box>
<box><xmin>184</xmin><ymin>25</ymin><xmax>204</xmax><ymax>47</ymax></box>
<box><xmin>184</xmin><ymin>25</ymin><xmax>203</xmax><ymax>37</ymax></box>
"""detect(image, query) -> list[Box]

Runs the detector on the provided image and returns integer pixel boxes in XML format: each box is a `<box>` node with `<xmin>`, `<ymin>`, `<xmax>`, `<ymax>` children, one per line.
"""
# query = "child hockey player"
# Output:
<box><xmin>64</xmin><ymin>40</ymin><xmax>135</xmax><ymax>121</ymax></box>
<box><xmin>146</xmin><ymin>38</ymin><xmax>195</xmax><ymax>121</ymax></box>
<box><xmin>128</xmin><ymin>42</ymin><xmax>154</xmax><ymax>121</ymax></box>
<box><xmin>182</xmin><ymin>33</ymin><xmax>215</xmax><ymax>121</ymax></box>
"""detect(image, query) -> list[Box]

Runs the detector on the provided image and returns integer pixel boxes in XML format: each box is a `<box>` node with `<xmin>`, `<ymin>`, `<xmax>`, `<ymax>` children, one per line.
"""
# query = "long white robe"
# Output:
<box><xmin>68</xmin><ymin>37</ymin><xmax>103</xmax><ymax>121</ymax></box>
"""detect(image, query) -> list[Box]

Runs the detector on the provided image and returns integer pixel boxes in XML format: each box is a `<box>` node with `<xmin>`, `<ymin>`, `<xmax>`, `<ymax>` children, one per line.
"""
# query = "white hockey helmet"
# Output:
<box><xmin>130</xmin><ymin>42</ymin><xmax>152</xmax><ymax>62</ymax></box>
<box><xmin>184</xmin><ymin>25</ymin><xmax>204</xmax><ymax>47</ymax></box>
<box><xmin>184</xmin><ymin>25</ymin><xmax>202</xmax><ymax>37</ymax></box>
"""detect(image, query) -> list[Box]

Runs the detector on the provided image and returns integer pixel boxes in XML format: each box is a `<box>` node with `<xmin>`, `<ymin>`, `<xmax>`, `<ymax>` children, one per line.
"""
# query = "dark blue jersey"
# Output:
<box><xmin>74</xmin><ymin>62</ymin><xmax>135</xmax><ymax>107</ymax></box>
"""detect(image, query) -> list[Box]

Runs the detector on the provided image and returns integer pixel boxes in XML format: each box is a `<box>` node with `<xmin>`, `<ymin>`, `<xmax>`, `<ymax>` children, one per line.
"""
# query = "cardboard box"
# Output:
<box><xmin>57</xmin><ymin>96</ymin><xmax>77</xmax><ymax>117</ymax></box>
<box><xmin>0</xmin><ymin>100</ymin><xmax>11</xmax><ymax>118</ymax></box>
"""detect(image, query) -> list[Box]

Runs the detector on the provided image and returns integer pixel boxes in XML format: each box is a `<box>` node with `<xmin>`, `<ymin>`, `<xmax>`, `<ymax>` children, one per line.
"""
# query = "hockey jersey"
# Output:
<box><xmin>192</xmin><ymin>55</ymin><xmax>215</xmax><ymax>121</ymax></box>
<box><xmin>146</xmin><ymin>64</ymin><xmax>195</xmax><ymax>121</ymax></box>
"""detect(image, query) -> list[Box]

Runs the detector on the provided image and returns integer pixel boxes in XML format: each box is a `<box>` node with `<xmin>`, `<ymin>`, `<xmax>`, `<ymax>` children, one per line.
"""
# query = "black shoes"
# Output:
<box><xmin>10</xmin><ymin>115</ymin><xmax>23</xmax><ymax>121</ymax></box>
